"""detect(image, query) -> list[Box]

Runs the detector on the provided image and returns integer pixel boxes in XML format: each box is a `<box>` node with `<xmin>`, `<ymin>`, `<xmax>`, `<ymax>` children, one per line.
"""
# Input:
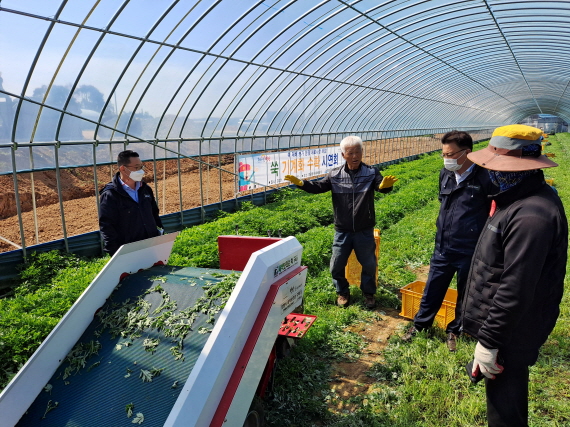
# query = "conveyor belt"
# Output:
<box><xmin>17</xmin><ymin>265</ymin><xmax>235</xmax><ymax>427</ymax></box>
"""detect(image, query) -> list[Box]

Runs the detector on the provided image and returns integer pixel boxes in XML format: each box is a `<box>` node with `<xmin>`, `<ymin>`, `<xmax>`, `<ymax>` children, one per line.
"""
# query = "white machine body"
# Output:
<box><xmin>0</xmin><ymin>234</ymin><xmax>307</xmax><ymax>427</ymax></box>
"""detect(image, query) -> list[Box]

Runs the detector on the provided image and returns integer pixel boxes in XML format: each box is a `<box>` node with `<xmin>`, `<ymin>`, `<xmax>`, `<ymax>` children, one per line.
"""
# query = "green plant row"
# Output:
<box><xmin>0</xmin><ymin>255</ymin><xmax>108</xmax><ymax>388</ymax></box>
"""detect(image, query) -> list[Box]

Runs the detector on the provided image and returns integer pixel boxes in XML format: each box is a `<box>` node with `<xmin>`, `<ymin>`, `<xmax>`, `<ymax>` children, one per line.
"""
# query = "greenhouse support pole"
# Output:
<box><xmin>218</xmin><ymin>138</ymin><xmax>223</xmax><ymax>211</ymax></box>
<box><xmin>177</xmin><ymin>139</ymin><xmax>184</xmax><ymax>227</ymax></box>
<box><xmin>93</xmin><ymin>141</ymin><xmax>104</xmax><ymax>254</ymax></box>
<box><xmin>199</xmin><ymin>138</ymin><xmax>205</xmax><ymax>223</ymax></box>
<box><xmin>152</xmin><ymin>140</ymin><xmax>159</xmax><ymax>210</ymax></box>
<box><xmin>162</xmin><ymin>140</ymin><xmax>166</xmax><ymax>213</ymax></box>
<box><xmin>54</xmin><ymin>143</ymin><xmax>69</xmax><ymax>252</ymax></box>
<box><xmin>27</xmin><ymin>146</ymin><xmax>40</xmax><ymax>244</ymax></box>
<box><xmin>11</xmin><ymin>143</ymin><xmax>27</xmax><ymax>258</ymax></box>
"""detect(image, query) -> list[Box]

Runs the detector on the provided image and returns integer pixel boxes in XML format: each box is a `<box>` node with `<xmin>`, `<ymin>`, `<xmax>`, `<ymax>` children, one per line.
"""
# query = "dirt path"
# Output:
<box><xmin>327</xmin><ymin>267</ymin><xmax>429</xmax><ymax>414</ymax></box>
<box><xmin>329</xmin><ymin>307</ymin><xmax>404</xmax><ymax>413</ymax></box>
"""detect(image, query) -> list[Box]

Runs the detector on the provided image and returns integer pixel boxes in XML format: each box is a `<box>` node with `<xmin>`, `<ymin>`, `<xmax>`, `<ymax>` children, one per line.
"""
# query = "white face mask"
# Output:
<box><xmin>129</xmin><ymin>169</ymin><xmax>145</xmax><ymax>182</ymax></box>
<box><xmin>443</xmin><ymin>150</ymin><xmax>467</xmax><ymax>171</ymax></box>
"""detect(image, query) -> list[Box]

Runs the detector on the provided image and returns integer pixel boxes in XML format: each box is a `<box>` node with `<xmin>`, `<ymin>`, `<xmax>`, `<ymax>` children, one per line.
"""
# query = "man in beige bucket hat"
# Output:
<box><xmin>462</xmin><ymin>124</ymin><xmax>567</xmax><ymax>426</ymax></box>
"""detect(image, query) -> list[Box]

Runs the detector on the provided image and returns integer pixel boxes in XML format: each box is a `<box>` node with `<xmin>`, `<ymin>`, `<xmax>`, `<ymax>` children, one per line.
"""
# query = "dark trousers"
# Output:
<box><xmin>485</xmin><ymin>348</ymin><xmax>538</xmax><ymax>427</ymax></box>
<box><xmin>413</xmin><ymin>251</ymin><xmax>472</xmax><ymax>334</ymax></box>
<box><xmin>330</xmin><ymin>228</ymin><xmax>377</xmax><ymax>296</ymax></box>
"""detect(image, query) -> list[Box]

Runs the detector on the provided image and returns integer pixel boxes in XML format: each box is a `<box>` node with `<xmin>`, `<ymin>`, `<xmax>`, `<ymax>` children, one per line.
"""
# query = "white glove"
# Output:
<box><xmin>472</xmin><ymin>342</ymin><xmax>504</xmax><ymax>380</ymax></box>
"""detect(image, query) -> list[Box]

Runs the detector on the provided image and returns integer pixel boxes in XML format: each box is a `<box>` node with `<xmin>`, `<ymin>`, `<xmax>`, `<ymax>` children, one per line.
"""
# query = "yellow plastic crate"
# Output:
<box><xmin>345</xmin><ymin>228</ymin><xmax>380</xmax><ymax>286</ymax></box>
<box><xmin>399</xmin><ymin>281</ymin><xmax>458</xmax><ymax>329</ymax></box>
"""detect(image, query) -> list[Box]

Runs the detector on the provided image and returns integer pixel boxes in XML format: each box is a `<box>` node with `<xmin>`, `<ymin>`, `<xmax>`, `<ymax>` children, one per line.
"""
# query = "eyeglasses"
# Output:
<box><xmin>440</xmin><ymin>149</ymin><xmax>466</xmax><ymax>159</ymax></box>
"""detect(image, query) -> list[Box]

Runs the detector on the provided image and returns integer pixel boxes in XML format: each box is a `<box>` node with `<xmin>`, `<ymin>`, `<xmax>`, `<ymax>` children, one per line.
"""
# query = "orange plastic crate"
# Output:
<box><xmin>399</xmin><ymin>281</ymin><xmax>458</xmax><ymax>329</ymax></box>
<box><xmin>345</xmin><ymin>229</ymin><xmax>380</xmax><ymax>286</ymax></box>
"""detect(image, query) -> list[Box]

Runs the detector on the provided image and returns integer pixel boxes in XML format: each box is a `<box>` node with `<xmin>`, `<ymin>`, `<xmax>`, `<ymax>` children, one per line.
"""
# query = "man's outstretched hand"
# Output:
<box><xmin>379</xmin><ymin>175</ymin><xmax>398</xmax><ymax>189</ymax></box>
<box><xmin>284</xmin><ymin>175</ymin><xmax>304</xmax><ymax>186</ymax></box>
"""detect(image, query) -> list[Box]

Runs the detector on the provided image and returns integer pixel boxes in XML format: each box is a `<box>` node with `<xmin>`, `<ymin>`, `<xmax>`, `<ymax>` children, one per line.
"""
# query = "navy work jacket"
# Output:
<box><xmin>99</xmin><ymin>172</ymin><xmax>163</xmax><ymax>255</ymax></box>
<box><xmin>434</xmin><ymin>165</ymin><xmax>497</xmax><ymax>255</ymax></box>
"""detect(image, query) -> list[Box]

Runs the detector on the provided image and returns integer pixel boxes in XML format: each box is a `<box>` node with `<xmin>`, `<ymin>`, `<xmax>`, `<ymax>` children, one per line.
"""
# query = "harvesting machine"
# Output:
<box><xmin>0</xmin><ymin>232</ymin><xmax>315</xmax><ymax>426</ymax></box>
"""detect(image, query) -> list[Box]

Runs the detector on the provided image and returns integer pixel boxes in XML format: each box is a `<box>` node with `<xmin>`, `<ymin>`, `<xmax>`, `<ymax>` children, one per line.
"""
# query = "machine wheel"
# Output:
<box><xmin>243</xmin><ymin>396</ymin><xmax>265</xmax><ymax>427</ymax></box>
<box><xmin>275</xmin><ymin>335</ymin><xmax>294</xmax><ymax>359</ymax></box>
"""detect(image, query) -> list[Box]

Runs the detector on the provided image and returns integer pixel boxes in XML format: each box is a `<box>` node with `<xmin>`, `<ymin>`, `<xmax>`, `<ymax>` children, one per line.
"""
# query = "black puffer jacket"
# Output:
<box><xmin>99</xmin><ymin>173</ymin><xmax>163</xmax><ymax>255</ymax></box>
<box><xmin>462</xmin><ymin>171</ymin><xmax>568</xmax><ymax>352</ymax></box>
<box><xmin>299</xmin><ymin>162</ymin><xmax>391</xmax><ymax>232</ymax></box>
<box><xmin>435</xmin><ymin>165</ymin><xmax>497</xmax><ymax>255</ymax></box>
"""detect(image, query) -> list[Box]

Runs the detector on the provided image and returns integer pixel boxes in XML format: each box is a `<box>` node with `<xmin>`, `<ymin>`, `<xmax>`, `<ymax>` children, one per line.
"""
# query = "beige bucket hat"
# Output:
<box><xmin>467</xmin><ymin>124</ymin><xmax>558</xmax><ymax>171</ymax></box>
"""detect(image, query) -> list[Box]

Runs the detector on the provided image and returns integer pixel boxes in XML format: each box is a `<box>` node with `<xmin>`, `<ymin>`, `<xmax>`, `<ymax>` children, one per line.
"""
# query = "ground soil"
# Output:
<box><xmin>327</xmin><ymin>267</ymin><xmax>429</xmax><ymax>414</ymax></box>
<box><xmin>328</xmin><ymin>307</ymin><xmax>404</xmax><ymax>413</ymax></box>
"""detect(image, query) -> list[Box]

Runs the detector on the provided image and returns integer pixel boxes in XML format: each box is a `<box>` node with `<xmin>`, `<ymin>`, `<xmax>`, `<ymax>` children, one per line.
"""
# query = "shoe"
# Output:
<box><xmin>401</xmin><ymin>325</ymin><xmax>418</xmax><ymax>342</ymax></box>
<box><xmin>337</xmin><ymin>294</ymin><xmax>350</xmax><ymax>308</ymax></box>
<box><xmin>364</xmin><ymin>294</ymin><xmax>376</xmax><ymax>309</ymax></box>
<box><xmin>446</xmin><ymin>332</ymin><xmax>457</xmax><ymax>352</ymax></box>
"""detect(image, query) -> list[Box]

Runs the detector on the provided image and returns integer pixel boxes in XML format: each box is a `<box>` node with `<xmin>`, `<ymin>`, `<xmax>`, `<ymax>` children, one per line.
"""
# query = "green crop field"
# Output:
<box><xmin>1</xmin><ymin>135</ymin><xmax>569</xmax><ymax>426</ymax></box>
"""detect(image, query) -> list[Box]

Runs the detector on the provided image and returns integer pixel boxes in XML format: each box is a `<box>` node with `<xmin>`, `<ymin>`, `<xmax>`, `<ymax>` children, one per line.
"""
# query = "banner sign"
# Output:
<box><xmin>236</xmin><ymin>146</ymin><xmax>343</xmax><ymax>192</ymax></box>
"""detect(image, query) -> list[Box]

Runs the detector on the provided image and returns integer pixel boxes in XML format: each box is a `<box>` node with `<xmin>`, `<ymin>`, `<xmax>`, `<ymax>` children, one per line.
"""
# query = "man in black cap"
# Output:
<box><xmin>463</xmin><ymin>124</ymin><xmax>567</xmax><ymax>426</ymax></box>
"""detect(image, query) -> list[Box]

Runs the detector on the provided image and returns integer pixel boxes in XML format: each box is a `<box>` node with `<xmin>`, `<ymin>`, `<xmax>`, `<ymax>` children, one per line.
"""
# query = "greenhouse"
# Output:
<box><xmin>1</xmin><ymin>1</ymin><xmax>570</xmax><ymax>425</ymax></box>
<box><xmin>2</xmin><ymin>0</ymin><xmax>570</xmax><ymax>274</ymax></box>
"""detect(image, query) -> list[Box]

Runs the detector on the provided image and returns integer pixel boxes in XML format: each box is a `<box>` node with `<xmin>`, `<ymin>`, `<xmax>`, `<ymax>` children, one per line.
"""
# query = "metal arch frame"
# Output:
<box><xmin>268</xmin><ymin>17</ymin><xmax>389</xmax><ymax>135</ymax></box>
<box><xmin>291</xmin><ymin>26</ymin><xmax>434</xmax><ymax>134</ymax></box>
<box><xmin>175</xmin><ymin>1</ymin><xmax>312</xmax><ymax>142</ymax></box>
<box><xmin>52</xmin><ymin>0</ymin><xmax>132</xmax><ymax>142</ymax></box>
<box><xmin>173</xmin><ymin>1</ymin><xmax>294</xmax><ymax>141</ymax></box>
<box><xmin>3</xmin><ymin>0</ymin><xmax>570</xmax><ymax>257</ymax></box>
<box><xmin>322</xmin><ymin>45</ymin><xmax>442</xmax><ymax>132</ymax></box>
<box><xmin>6</xmin><ymin>1</ymin><xmax>68</xmax><ymax>249</ymax></box>
<box><xmin>481</xmin><ymin>0</ymin><xmax>542</xmax><ymax>113</ymax></box>
<box><xmin>5</xmin><ymin>0</ymin><xmax>560</xmax><ymax>142</ymax></box>
<box><xmin>260</xmin><ymin>16</ymin><xmax>460</xmax><ymax>135</ymax></box>
<box><xmin>227</xmin><ymin>4</ymin><xmax>360</xmax><ymax>138</ymax></box>
<box><xmin>111</xmin><ymin>3</ymin><xmax>217</xmax><ymax>143</ymax></box>
<box><xmin>196</xmin><ymin>0</ymin><xmax>324</xmax><ymax>139</ymax></box>
<box><xmin>188</xmin><ymin>0</ymin><xmax>289</xmax><ymax>139</ymax></box>
<box><xmin>340</xmin><ymin>1</ymin><xmax>525</xmax><ymax>112</ymax></box>
<box><xmin>211</xmin><ymin>2</ymin><xmax>343</xmax><ymax>139</ymax></box>
<box><xmin>91</xmin><ymin>0</ymin><xmax>207</xmax><ymax>142</ymax></box>
<box><xmin>225</xmin><ymin>1</ymin><xmax>347</xmax><ymax>138</ymax></box>
<box><xmin>280</xmin><ymin>2</ymin><xmax>510</xmax><ymax>134</ymax></box>
<box><xmin>372</xmin><ymin>10</ymin><xmax>528</xmax><ymax>114</ymax></box>
<box><xmin>243</xmin><ymin>5</ymin><xmax>452</xmax><ymax>137</ymax></box>
<box><xmin>273</xmin><ymin>19</ymin><xmax>443</xmax><ymax>134</ymax></box>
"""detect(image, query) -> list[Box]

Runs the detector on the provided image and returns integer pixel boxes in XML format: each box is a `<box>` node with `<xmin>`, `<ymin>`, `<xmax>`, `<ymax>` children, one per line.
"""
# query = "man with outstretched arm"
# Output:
<box><xmin>284</xmin><ymin>135</ymin><xmax>397</xmax><ymax>309</ymax></box>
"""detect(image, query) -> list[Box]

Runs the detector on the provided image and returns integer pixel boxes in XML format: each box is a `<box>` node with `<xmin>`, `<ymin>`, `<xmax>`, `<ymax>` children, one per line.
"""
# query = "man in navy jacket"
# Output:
<box><xmin>404</xmin><ymin>131</ymin><xmax>497</xmax><ymax>351</ymax></box>
<box><xmin>99</xmin><ymin>150</ymin><xmax>163</xmax><ymax>256</ymax></box>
